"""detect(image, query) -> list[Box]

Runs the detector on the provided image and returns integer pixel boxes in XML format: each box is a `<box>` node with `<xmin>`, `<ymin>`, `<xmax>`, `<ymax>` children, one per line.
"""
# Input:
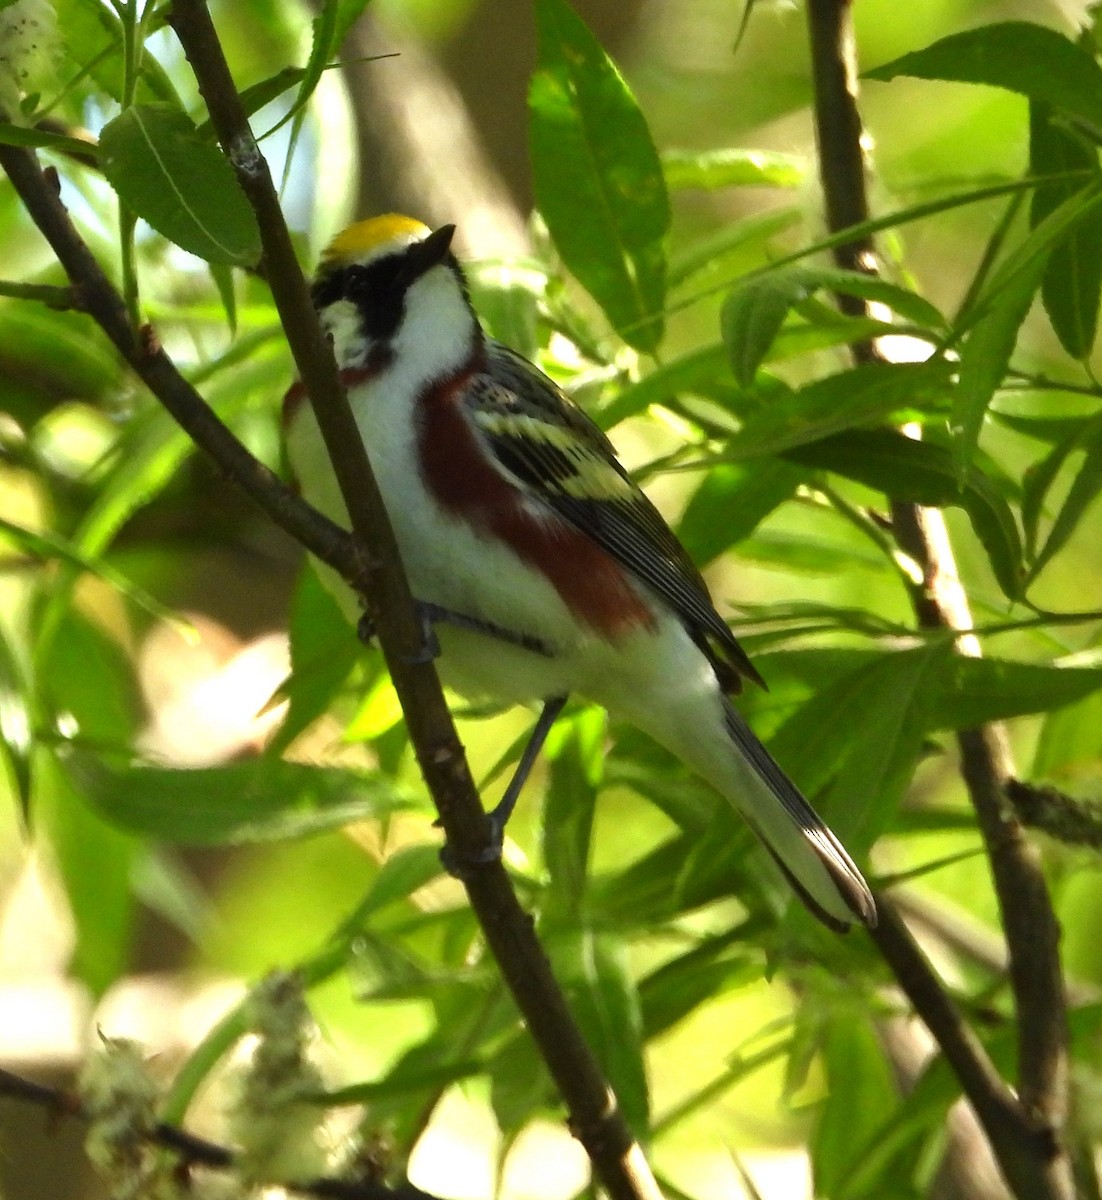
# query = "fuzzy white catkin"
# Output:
<box><xmin>227</xmin><ymin>972</ymin><xmax>328</xmax><ymax>1184</ymax></box>
<box><xmin>78</xmin><ymin>1037</ymin><xmax>176</xmax><ymax>1200</ymax></box>
<box><xmin>0</xmin><ymin>0</ymin><xmax>60</xmax><ymax>117</ymax></box>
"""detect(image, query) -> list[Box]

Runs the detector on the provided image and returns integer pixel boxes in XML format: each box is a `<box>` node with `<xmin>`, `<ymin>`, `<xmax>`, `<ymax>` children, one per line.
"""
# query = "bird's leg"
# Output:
<box><xmin>441</xmin><ymin>694</ymin><xmax>569</xmax><ymax>875</ymax></box>
<box><xmin>358</xmin><ymin>600</ymin><xmax>554</xmax><ymax>662</ymax></box>
<box><xmin>486</xmin><ymin>693</ymin><xmax>568</xmax><ymax>841</ymax></box>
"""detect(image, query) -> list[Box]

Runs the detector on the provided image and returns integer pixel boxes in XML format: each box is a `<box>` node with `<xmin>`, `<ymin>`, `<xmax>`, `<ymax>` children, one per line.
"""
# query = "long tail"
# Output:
<box><xmin>718</xmin><ymin>699</ymin><xmax>876</xmax><ymax>930</ymax></box>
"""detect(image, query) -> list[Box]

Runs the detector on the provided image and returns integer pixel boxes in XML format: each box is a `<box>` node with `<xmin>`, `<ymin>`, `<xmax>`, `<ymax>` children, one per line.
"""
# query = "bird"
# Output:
<box><xmin>283</xmin><ymin>213</ymin><xmax>876</xmax><ymax>932</ymax></box>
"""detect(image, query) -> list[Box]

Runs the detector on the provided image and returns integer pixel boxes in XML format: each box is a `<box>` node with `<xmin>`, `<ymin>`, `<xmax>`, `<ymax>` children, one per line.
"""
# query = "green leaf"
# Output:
<box><xmin>550</xmin><ymin>929</ymin><xmax>649</xmax><ymax>1134</ymax></box>
<box><xmin>923</xmin><ymin>656</ymin><xmax>1102</xmax><ymax>730</ymax></box>
<box><xmin>42</xmin><ymin>612</ymin><xmax>141</xmax><ymax>747</ymax></box>
<box><xmin>598</xmin><ymin>344</ymin><xmax>736</xmax><ymax>428</ymax></box>
<box><xmin>346</xmin><ymin>843</ymin><xmax>444</xmax><ymax>920</ymax></box>
<box><xmin>813</xmin><ymin>1011</ymin><xmax>901</xmax><ymax>1197</ymax></box>
<box><xmin>953</xmin><ymin>183</ymin><xmax>1102</xmax><ymax>475</ymax></box>
<box><xmin>784</xmin><ymin>430</ymin><xmax>1024</xmax><ymax>600</ymax></box>
<box><xmin>530</xmin><ymin>0</ymin><xmax>670</xmax><ymax>352</ymax></box>
<box><xmin>677</xmin><ymin>459</ymin><xmax>805</xmax><ymax>566</ymax></box>
<box><xmin>661</xmin><ymin>147</ymin><xmax>803</xmax><ymax>191</ymax></box>
<box><xmin>0</xmin><ymin>621</ymin><xmax>32</xmax><ymax>821</ymax></box>
<box><xmin>865</xmin><ymin>22</ymin><xmax>1102</xmax><ymax>134</ymax></box>
<box><xmin>1022</xmin><ymin>409</ymin><xmax>1102</xmax><ymax>555</ymax></box>
<box><xmin>1033</xmin><ymin>687</ymin><xmax>1102</xmax><ymax>778</ymax></box>
<box><xmin>725</xmin><ymin>361</ymin><xmax>952</xmax><ymax>459</ymax></box>
<box><xmin>639</xmin><ymin>932</ymin><xmax>757</xmax><ymax>1039</ymax></box>
<box><xmin>952</xmin><ymin>249</ymin><xmax>1046</xmax><ymax>479</ymax></box>
<box><xmin>55</xmin><ymin>0</ymin><xmax>182</xmax><ymax>106</ymax></box>
<box><xmin>542</xmin><ymin>709</ymin><xmax>605</xmax><ymax>922</ymax></box>
<box><xmin>1030</xmin><ymin>103</ymin><xmax>1102</xmax><ymax>358</ymax></box>
<box><xmin>667</xmin><ymin>206</ymin><xmax>801</xmax><ymax>289</ymax></box>
<box><xmin>0</xmin><ymin>515</ymin><xmax>177</xmax><ymax>623</ymax></box>
<box><xmin>68</xmin><ymin>754</ymin><xmax>413</xmax><ymax>844</ymax></box>
<box><xmin>0</xmin><ymin>121</ymin><xmax>99</xmax><ymax>159</ymax></box>
<box><xmin>1027</xmin><ymin>414</ymin><xmax>1102</xmax><ymax>583</ymax></box>
<box><xmin>722</xmin><ymin>272</ymin><xmax>805</xmax><ymax>389</ymax></box>
<box><xmin>269</xmin><ymin>565</ymin><xmax>361</xmax><ymax>755</ymax></box>
<box><xmin>722</xmin><ymin>267</ymin><xmax>944</xmax><ymax>388</ymax></box>
<box><xmin>769</xmin><ymin>645</ymin><xmax>942</xmax><ymax>846</ymax></box>
<box><xmin>39</xmin><ymin>750</ymin><xmax>137</xmax><ymax>997</ymax></box>
<box><xmin>99</xmin><ymin>103</ymin><xmax>261</xmax><ymax>266</ymax></box>
<box><xmin>260</xmin><ymin>2</ymin><xmax>339</xmax><ymax>140</ymax></box>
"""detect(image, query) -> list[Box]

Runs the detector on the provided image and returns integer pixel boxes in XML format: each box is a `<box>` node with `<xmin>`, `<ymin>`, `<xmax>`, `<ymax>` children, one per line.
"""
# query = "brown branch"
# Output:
<box><xmin>0</xmin><ymin>1066</ymin><xmax>434</xmax><ymax>1200</ymax></box>
<box><xmin>162</xmin><ymin>8</ymin><xmax>659</xmax><ymax>1198</ymax></box>
<box><xmin>1006</xmin><ymin>779</ymin><xmax>1102</xmax><ymax>850</ymax></box>
<box><xmin>0</xmin><ymin>14</ymin><xmax>660</xmax><ymax>1200</ymax></box>
<box><xmin>804</xmin><ymin>2</ymin><xmax>1072</xmax><ymax>1198</ymax></box>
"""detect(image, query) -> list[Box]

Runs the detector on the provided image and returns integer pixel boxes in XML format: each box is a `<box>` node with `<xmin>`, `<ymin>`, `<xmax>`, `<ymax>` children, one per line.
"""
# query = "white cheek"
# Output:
<box><xmin>321</xmin><ymin>298</ymin><xmax>370</xmax><ymax>368</ymax></box>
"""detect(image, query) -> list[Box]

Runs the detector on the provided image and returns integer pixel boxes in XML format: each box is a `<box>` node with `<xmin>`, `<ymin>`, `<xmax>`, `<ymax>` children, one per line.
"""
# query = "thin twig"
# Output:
<box><xmin>0</xmin><ymin>18</ymin><xmax>660</xmax><ymax>1200</ymax></box>
<box><xmin>163</xmin><ymin>7</ymin><xmax>659</xmax><ymax>1198</ymax></box>
<box><xmin>804</xmin><ymin>2</ymin><xmax>1072</xmax><ymax>1198</ymax></box>
<box><xmin>1006</xmin><ymin>779</ymin><xmax>1102</xmax><ymax>849</ymax></box>
<box><xmin>0</xmin><ymin>1066</ymin><xmax>435</xmax><ymax>1200</ymax></box>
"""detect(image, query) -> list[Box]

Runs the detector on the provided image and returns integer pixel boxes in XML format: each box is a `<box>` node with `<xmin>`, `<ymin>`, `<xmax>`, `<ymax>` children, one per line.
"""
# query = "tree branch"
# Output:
<box><xmin>804</xmin><ymin>2</ymin><xmax>1072</xmax><ymax>1198</ymax></box>
<box><xmin>0</xmin><ymin>15</ymin><xmax>661</xmax><ymax>1200</ymax></box>
<box><xmin>162</xmin><ymin>7</ymin><xmax>660</xmax><ymax>1196</ymax></box>
<box><xmin>1006</xmin><ymin>779</ymin><xmax>1102</xmax><ymax>849</ymax></box>
<box><xmin>0</xmin><ymin>1066</ymin><xmax>435</xmax><ymax>1200</ymax></box>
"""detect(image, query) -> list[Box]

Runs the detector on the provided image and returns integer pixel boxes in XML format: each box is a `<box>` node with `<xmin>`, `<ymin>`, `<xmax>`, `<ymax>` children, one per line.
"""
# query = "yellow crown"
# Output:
<box><xmin>322</xmin><ymin>214</ymin><xmax>430</xmax><ymax>263</ymax></box>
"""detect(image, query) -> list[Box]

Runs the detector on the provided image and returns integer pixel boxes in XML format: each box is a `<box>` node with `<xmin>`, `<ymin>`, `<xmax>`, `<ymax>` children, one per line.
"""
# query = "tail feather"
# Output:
<box><xmin>722</xmin><ymin>701</ymin><xmax>877</xmax><ymax>929</ymax></box>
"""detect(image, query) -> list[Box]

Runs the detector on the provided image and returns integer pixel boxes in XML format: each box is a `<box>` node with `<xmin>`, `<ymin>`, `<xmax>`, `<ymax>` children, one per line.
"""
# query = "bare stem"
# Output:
<box><xmin>0</xmin><ymin>12</ymin><xmax>661</xmax><ymax>1198</ymax></box>
<box><xmin>0</xmin><ymin>1066</ymin><xmax>435</xmax><ymax>1200</ymax></box>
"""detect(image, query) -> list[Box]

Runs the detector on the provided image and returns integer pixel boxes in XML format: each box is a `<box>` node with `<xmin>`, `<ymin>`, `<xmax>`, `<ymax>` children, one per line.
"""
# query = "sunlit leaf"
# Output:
<box><xmin>866</xmin><ymin>22</ymin><xmax>1102</xmax><ymax>133</ymax></box>
<box><xmin>38</xmin><ymin>750</ymin><xmax>137</xmax><ymax>997</ymax></box>
<box><xmin>549</xmin><ymin>928</ymin><xmax>649</xmax><ymax>1134</ymax></box>
<box><xmin>530</xmin><ymin>0</ymin><xmax>670</xmax><ymax>351</ymax></box>
<box><xmin>542</xmin><ymin>708</ymin><xmax>605</xmax><ymax>922</ymax></box>
<box><xmin>677</xmin><ymin>459</ymin><xmax>805</xmax><ymax>566</ymax></box>
<box><xmin>662</xmin><ymin>147</ymin><xmax>803</xmax><ymax>191</ymax></box>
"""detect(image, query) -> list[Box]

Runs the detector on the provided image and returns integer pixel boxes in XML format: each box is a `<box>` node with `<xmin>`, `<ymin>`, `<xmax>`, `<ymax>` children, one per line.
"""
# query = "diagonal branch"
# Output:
<box><xmin>804</xmin><ymin>2</ymin><xmax>1072</xmax><ymax>1198</ymax></box>
<box><xmin>0</xmin><ymin>21</ymin><xmax>660</xmax><ymax>1200</ymax></box>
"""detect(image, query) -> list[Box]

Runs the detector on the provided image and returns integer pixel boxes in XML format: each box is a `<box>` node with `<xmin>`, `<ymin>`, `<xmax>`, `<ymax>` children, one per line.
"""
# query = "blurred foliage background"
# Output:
<box><xmin>2</xmin><ymin>0</ymin><xmax>1102</xmax><ymax>1198</ymax></box>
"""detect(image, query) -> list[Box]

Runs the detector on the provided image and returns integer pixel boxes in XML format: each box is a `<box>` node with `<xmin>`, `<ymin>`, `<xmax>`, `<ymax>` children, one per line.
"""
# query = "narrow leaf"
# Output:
<box><xmin>0</xmin><ymin>121</ymin><xmax>99</xmax><ymax>159</ymax></box>
<box><xmin>722</xmin><ymin>266</ymin><xmax>944</xmax><ymax>387</ymax></box>
<box><xmin>784</xmin><ymin>431</ymin><xmax>1025</xmax><ymax>600</ymax></box>
<box><xmin>662</xmin><ymin>147</ymin><xmax>803</xmax><ymax>191</ymax></box>
<box><xmin>530</xmin><ymin>0</ymin><xmax>670</xmax><ymax>351</ymax></box>
<box><xmin>677</xmin><ymin>459</ymin><xmax>805</xmax><ymax>565</ymax></box>
<box><xmin>725</xmin><ymin>361</ymin><xmax>952</xmax><ymax>459</ymax></box>
<box><xmin>923</xmin><ymin>656</ymin><xmax>1102</xmax><ymax>730</ymax></box>
<box><xmin>69</xmin><ymin>754</ymin><xmax>413</xmax><ymax>844</ymax></box>
<box><xmin>1030</xmin><ymin>428</ymin><xmax>1102</xmax><ymax>581</ymax></box>
<box><xmin>866</xmin><ymin>22</ymin><xmax>1102</xmax><ymax>134</ymax></box>
<box><xmin>542</xmin><ymin>709</ymin><xmax>605</xmax><ymax>921</ymax></box>
<box><xmin>953</xmin><ymin>248</ymin><xmax>1046</xmax><ymax>479</ymax></box>
<box><xmin>1030</xmin><ymin>102</ymin><xmax>1102</xmax><ymax>358</ymax></box>
<box><xmin>552</xmin><ymin>930</ymin><xmax>649</xmax><ymax>1134</ymax></box>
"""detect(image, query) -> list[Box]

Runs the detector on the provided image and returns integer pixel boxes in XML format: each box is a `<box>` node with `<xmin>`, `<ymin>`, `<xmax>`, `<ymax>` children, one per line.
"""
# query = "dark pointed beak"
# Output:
<box><xmin>398</xmin><ymin>223</ymin><xmax>456</xmax><ymax>287</ymax></box>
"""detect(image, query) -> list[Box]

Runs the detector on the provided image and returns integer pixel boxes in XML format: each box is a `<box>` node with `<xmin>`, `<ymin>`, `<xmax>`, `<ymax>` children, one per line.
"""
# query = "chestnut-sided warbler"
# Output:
<box><xmin>284</xmin><ymin>214</ymin><xmax>876</xmax><ymax>931</ymax></box>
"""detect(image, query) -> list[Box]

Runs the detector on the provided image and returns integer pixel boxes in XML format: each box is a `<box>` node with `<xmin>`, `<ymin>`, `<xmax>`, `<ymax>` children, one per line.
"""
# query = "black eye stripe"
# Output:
<box><xmin>312</xmin><ymin>252</ymin><xmax>408</xmax><ymax>341</ymax></box>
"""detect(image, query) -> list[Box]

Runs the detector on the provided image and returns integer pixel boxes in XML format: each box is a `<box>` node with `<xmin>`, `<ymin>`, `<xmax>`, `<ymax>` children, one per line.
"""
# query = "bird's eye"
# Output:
<box><xmin>343</xmin><ymin>256</ymin><xmax>408</xmax><ymax>341</ymax></box>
